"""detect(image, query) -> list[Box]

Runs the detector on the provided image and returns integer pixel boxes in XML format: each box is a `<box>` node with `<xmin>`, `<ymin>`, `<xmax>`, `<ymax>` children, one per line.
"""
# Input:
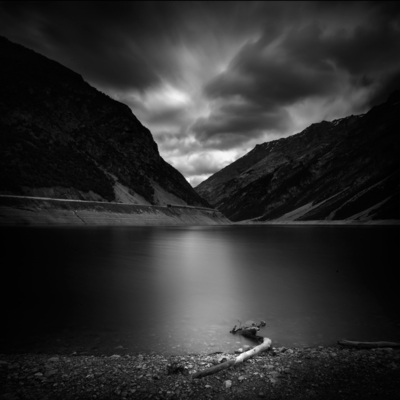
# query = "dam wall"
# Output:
<box><xmin>0</xmin><ymin>195</ymin><xmax>230</xmax><ymax>226</ymax></box>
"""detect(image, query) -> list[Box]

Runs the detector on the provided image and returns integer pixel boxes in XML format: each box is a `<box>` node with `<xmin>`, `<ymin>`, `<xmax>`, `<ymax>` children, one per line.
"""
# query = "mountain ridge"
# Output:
<box><xmin>196</xmin><ymin>91</ymin><xmax>400</xmax><ymax>222</ymax></box>
<box><xmin>0</xmin><ymin>35</ymin><xmax>210</xmax><ymax>208</ymax></box>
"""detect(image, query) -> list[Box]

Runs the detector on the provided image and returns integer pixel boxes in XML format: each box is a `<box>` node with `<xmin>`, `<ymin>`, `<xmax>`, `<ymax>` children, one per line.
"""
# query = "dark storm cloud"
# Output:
<box><xmin>0</xmin><ymin>2</ymin><xmax>165</xmax><ymax>90</ymax></box>
<box><xmin>2</xmin><ymin>1</ymin><xmax>398</xmax><ymax>114</ymax></box>
<box><xmin>196</xmin><ymin>2</ymin><xmax>400</xmax><ymax>141</ymax></box>
<box><xmin>192</xmin><ymin>101</ymin><xmax>292</xmax><ymax>147</ymax></box>
<box><xmin>204</xmin><ymin>38</ymin><xmax>339</xmax><ymax>104</ymax></box>
<box><xmin>0</xmin><ymin>1</ymin><xmax>263</xmax><ymax>91</ymax></box>
<box><xmin>1</xmin><ymin>1</ymin><xmax>399</xmax><ymax>185</ymax></box>
<box><xmin>367</xmin><ymin>71</ymin><xmax>400</xmax><ymax>107</ymax></box>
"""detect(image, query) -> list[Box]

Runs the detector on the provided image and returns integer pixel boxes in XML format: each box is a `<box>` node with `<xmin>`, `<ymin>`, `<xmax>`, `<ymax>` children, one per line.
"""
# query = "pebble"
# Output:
<box><xmin>45</xmin><ymin>369</ymin><xmax>57</xmax><ymax>377</ymax></box>
<box><xmin>224</xmin><ymin>380</ymin><xmax>232</xmax><ymax>388</ymax></box>
<box><xmin>235</xmin><ymin>348</ymin><xmax>243</xmax><ymax>354</ymax></box>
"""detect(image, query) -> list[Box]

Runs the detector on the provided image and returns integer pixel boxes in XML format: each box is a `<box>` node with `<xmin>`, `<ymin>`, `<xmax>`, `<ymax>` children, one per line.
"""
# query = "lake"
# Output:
<box><xmin>1</xmin><ymin>225</ymin><xmax>399</xmax><ymax>355</ymax></box>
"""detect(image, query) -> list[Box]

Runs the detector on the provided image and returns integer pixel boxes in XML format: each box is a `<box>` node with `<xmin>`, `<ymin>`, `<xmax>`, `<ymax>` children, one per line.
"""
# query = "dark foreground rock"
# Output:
<box><xmin>1</xmin><ymin>346</ymin><xmax>400</xmax><ymax>399</ymax></box>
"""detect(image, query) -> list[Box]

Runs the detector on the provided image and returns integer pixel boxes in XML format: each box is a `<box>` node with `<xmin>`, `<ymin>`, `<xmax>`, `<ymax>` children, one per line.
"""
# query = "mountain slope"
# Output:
<box><xmin>0</xmin><ymin>36</ymin><xmax>209</xmax><ymax>207</ymax></box>
<box><xmin>196</xmin><ymin>92</ymin><xmax>400</xmax><ymax>222</ymax></box>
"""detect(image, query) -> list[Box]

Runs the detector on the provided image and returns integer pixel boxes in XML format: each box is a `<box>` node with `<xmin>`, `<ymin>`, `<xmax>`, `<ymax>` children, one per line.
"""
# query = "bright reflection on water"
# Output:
<box><xmin>1</xmin><ymin>225</ymin><xmax>399</xmax><ymax>355</ymax></box>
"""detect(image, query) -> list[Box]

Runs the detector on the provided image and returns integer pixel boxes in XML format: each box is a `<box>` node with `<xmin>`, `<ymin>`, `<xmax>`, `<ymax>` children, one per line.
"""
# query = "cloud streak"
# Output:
<box><xmin>1</xmin><ymin>1</ymin><xmax>399</xmax><ymax>186</ymax></box>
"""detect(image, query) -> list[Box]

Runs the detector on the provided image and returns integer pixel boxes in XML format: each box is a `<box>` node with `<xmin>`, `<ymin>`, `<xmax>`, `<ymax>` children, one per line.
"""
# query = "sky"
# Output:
<box><xmin>1</xmin><ymin>1</ymin><xmax>400</xmax><ymax>187</ymax></box>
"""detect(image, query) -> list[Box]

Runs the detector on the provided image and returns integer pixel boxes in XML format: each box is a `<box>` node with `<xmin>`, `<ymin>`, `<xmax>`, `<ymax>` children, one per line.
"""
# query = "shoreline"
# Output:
<box><xmin>235</xmin><ymin>220</ymin><xmax>400</xmax><ymax>226</ymax></box>
<box><xmin>1</xmin><ymin>195</ymin><xmax>399</xmax><ymax>227</ymax></box>
<box><xmin>1</xmin><ymin>344</ymin><xmax>399</xmax><ymax>399</ymax></box>
<box><xmin>0</xmin><ymin>195</ymin><xmax>229</xmax><ymax>226</ymax></box>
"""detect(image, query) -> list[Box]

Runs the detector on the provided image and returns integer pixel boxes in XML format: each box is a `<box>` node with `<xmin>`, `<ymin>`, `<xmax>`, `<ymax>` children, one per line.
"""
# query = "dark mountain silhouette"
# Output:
<box><xmin>0</xmin><ymin>36</ymin><xmax>209</xmax><ymax>207</ymax></box>
<box><xmin>196</xmin><ymin>91</ymin><xmax>400</xmax><ymax>222</ymax></box>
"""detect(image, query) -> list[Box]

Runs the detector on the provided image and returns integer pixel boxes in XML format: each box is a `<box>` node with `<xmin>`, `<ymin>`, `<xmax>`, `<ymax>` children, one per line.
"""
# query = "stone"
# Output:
<box><xmin>280</xmin><ymin>347</ymin><xmax>288</xmax><ymax>353</ymax></box>
<box><xmin>224</xmin><ymin>380</ymin><xmax>232</xmax><ymax>389</ymax></box>
<box><xmin>45</xmin><ymin>369</ymin><xmax>58</xmax><ymax>377</ymax></box>
<box><xmin>235</xmin><ymin>348</ymin><xmax>243</xmax><ymax>354</ymax></box>
<box><xmin>109</xmin><ymin>355</ymin><xmax>121</xmax><ymax>359</ymax></box>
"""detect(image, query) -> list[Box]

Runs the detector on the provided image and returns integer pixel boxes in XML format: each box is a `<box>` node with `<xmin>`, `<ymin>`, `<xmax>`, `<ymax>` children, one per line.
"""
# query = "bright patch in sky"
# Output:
<box><xmin>157</xmin><ymin>84</ymin><xmax>190</xmax><ymax>106</ymax></box>
<box><xmin>128</xmin><ymin>83</ymin><xmax>191</xmax><ymax>111</ymax></box>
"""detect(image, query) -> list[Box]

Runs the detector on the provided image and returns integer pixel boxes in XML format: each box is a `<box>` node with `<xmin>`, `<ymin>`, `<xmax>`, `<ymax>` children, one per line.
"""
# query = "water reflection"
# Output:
<box><xmin>1</xmin><ymin>225</ymin><xmax>399</xmax><ymax>355</ymax></box>
<box><xmin>105</xmin><ymin>227</ymin><xmax>245</xmax><ymax>354</ymax></box>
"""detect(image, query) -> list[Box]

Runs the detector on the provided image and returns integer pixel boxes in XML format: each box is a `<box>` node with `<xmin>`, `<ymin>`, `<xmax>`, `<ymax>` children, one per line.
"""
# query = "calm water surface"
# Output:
<box><xmin>2</xmin><ymin>225</ymin><xmax>399</xmax><ymax>355</ymax></box>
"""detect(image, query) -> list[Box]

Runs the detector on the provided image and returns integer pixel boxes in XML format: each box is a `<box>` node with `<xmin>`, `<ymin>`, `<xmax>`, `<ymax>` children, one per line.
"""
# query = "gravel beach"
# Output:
<box><xmin>1</xmin><ymin>345</ymin><xmax>400</xmax><ymax>400</ymax></box>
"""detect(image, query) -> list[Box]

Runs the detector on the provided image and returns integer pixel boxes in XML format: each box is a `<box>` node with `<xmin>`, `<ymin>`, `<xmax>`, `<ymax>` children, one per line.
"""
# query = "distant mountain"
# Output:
<box><xmin>0</xmin><ymin>36</ymin><xmax>209</xmax><ymax>207</ymax></box>
<box><xmin>196</xmin><ymin>91</ymin><xmax>400</xmax><ymax>222</ymax></box>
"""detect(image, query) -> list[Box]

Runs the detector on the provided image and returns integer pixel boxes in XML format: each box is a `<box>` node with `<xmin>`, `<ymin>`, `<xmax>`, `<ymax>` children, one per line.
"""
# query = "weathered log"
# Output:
<box><xmin>338</xmin><ymin>339</ymin><xmax>400</xmax><ymax>349</ymax></box>
<box><xmin>192</xmin><ymin>337</ymin><xmax>272</xmax><ymax>379</ymax></box>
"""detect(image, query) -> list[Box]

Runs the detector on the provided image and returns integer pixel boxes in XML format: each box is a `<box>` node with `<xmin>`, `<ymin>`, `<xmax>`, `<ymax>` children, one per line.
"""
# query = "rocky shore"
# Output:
<box><xmin>1</xmin><ymin>345</ymin><xmax>399</xmax><ymax>400</ymax></box>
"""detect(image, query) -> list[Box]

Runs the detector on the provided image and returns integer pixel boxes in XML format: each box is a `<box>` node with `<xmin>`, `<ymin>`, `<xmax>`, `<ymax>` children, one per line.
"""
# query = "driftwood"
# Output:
<box><xmin>192</xmin><ymin>337</ymin><xmax>271</xmax><ymax>379</ymax></box>
<box><xmin>338</xmin><ymin>339</ymin><xmax>400</xmax><ymax>349</ymax></box>
<box><xmin>192</xmin><ymin>321</ymin><xmax>270</xmax><ymax>379</ymax></box>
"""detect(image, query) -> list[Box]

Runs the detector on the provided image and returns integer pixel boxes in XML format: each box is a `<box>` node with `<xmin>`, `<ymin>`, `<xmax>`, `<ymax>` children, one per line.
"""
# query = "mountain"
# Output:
<box><xmin>0</xmin><ymin>36</ymin><xmax>209</xmax><ymax>207</ymax></box>
<box><xmin>196</xmin><ymin>92</ymin><xmax>400</xmax><ymax>222</ymax></box>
